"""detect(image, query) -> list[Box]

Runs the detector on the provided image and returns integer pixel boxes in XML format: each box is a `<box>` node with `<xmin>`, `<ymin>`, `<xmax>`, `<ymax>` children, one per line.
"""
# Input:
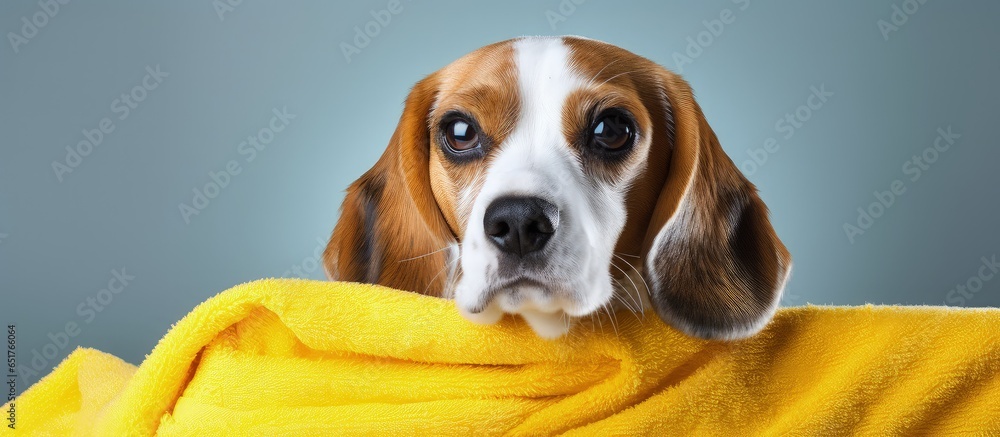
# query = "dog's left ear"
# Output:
<box><xmin>323</xmin><ymin>73</ymin><xmax>455</xmax><ymax>295</ymax></box>
<box><xmin>639</xmin><ymin>71</ymin><xmax>792</xmax><ymax>340</ymax></box>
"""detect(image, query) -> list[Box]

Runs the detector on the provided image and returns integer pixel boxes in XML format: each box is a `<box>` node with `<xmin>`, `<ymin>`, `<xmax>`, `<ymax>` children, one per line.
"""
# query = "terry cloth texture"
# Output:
<box><xmin>4</xmin><ymin>279</ymin><xmax>1000</xmax><ymax>435</ymax></box>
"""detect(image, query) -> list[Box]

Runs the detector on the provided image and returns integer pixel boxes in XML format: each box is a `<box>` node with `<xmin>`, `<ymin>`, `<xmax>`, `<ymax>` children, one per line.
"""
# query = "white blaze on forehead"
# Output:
<box><xmin>513</xmin><ymin>37</ymin><xmax>585</xmax><ymax>133</ymax></box>
<box><xmin>467</xmin><ymin>37</ymin><xmax>593</xmax><ymax>236</ymax></box>
<box><xmin>454</xmin><ymin>37</ymin><xmax>622</xmax><ymax>338</ymax></box>
<box><xmin>505</xmin><ymin>37</ymin><xmax>612</xmax><ymax>253</ymax></box>
<box><xmin>474</xmin><ymin>37</ymin><xmax>589</xmax><ymax>201</ymax></box>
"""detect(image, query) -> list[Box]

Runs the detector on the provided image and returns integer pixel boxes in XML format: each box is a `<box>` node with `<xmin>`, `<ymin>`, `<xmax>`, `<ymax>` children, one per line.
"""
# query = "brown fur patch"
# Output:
<box><xmin>429</xmin><ymin>41</ymin><xmax>521</xmax><ymax>237</ymax></box>
<box><xmin>563</xmin><ymin>36</ymin><xmax>791</xmax><ymax>339</ymax></box>
<box><xmin>324</xmin><ymin>73</ymin><xmax>455</xmax><ymax>296</ymax></box>
<box><xmin>324</xmin><ymin>41</ymin><xmax>521</xmax><ymax>296</ymax></box>
<box><xmin>562</xmin><ymin>37</ymin><xmax>675</xmax><ymax>285</ymax></box>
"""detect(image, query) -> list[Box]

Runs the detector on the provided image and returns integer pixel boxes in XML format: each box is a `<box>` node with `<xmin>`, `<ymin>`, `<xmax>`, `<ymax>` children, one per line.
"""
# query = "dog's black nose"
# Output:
<box><xmin>483</xmin><ymin>197</ymin><xmax>557</xmax><ymax>257</ymax></box>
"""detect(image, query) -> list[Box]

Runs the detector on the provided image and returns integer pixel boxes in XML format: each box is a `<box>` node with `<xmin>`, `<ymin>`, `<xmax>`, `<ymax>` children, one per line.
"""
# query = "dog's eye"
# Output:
<box><xmin>445</xmin><ymin>119</ymin><xmax>480</xmax><ymax>151</ymax></box>
<box><xmin>590</xmin><ymin>111</ymin><xmax>634</xmax><ymax>151</ymax></box>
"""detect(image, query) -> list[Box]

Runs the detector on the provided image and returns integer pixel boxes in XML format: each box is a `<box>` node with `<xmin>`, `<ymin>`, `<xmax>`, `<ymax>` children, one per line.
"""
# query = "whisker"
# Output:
<box><xmin>612</xmin><ymin>293</ymin><xmax>643</xmax><ymax>324</ymax></box>
<box><xmin>440</xmin><ymin>255</ymin><xmax>462</xmax><ymax>299</ymax></box>
<box><xmin>610</xmin><ymin>256</ymin><xmax>644</xmax><ymax>316</ymax></box>
<box><xmin>609</xmin><ymin>303</ymin><xmax>622</xmax><ymax>336</ymax></box>
<box><xmin>598</xmin><ymin>70</ymin><xmax>637</xmax><ymax>87</ymax></box>
<box><xmin>602</xmin><ymin>304</ymin><xmax>619</xmax><ymax>338</ymax></box>
<box><xmin>610</xmin><ymin>277</ymin><xmax>638</xmax><ymax>314</ymax></box>
<box><xmin>610</xmin><ymin>260</ymin><xmax>642</xmax><ymax>312</ymax></box>
<box><xmin>609</xmin><ymin>278</ymin><xmax>631</xmax><ymax>311</ymax></box>
<box><xmin>595</xmin><ymin>308</ymin><xmax>605</xmax><ymax>334</ymax></box>
<box><xmin>397</xmin><ymin>244</ymin><xmax>459</xmax><ymax>263</ymax></box>
<box><xmin>613</xmin><ymin>253</ymin><xmax>651</xmax><ymax>318</ymax></box>
<box><xmin>622</xmin><ymin>257</ymin><xmax>653</xmax><ymax>318</ymax></box>
<box><xmin>589</xmin><ymin>58</ymin><xmax>622</xmax><ymax>84</ymax></box>
<box><xmin>423</xmin><ymin>263</ymin><xmax>449</xmax><ymax>295</ymax></box>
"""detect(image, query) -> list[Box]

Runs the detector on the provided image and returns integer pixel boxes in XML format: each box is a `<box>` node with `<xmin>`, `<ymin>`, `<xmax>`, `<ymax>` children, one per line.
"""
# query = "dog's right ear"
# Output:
<box><xmin>638</xmin><ymin>70</ymin><xmax>792</xmax><ymax>340</ymax></box>
<box><xmin>324</xmin><ymin>74</ymin><xmax>455</xmax><ymax>295</ymax></box>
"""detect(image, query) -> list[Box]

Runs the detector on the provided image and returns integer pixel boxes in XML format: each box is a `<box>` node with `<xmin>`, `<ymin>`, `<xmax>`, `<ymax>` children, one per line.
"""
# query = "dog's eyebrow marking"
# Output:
<box><xmin>359</xmin><ymin>176</ymin><xmax>385</xmax><ymax>283</ymax></box>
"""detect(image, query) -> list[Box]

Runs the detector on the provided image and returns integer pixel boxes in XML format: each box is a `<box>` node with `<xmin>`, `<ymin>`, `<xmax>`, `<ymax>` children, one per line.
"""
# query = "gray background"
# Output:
<box><xmin>2</xmin><ymin>1</ymin><xmax>998</xmax><ymax>389</ymax></box>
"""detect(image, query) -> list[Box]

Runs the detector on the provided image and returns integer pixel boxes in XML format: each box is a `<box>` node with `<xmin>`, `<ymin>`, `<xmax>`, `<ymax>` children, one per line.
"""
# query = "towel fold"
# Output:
<box><xmin>4</xmin><ymin>279</ymin><xmax>1000</xmax><ymax>435</ymax></box>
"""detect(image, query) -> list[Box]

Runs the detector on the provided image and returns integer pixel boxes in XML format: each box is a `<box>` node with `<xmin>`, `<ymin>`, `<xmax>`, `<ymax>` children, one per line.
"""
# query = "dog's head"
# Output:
<box><xmin>325</xmin><ymin>36</ymin><xmax>791</xmax><ymax>340</ymax></box>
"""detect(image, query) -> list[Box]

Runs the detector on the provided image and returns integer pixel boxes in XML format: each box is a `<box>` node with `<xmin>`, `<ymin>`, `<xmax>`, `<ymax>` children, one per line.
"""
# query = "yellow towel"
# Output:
<box><xmin>4</xmin><ymin>279</ymin><xmax>1000</xmax><ymax>436</ymax></box>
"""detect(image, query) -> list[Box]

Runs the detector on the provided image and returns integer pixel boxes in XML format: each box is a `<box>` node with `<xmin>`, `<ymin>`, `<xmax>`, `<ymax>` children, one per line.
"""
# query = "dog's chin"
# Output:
<box><xmin>455</xmin><ymin>274</ymin><xmax>615</xmax><ymax>339</ymax></box>
<box><xmin>456</xmin><ymin>301</ymin><xmax>570</xmax><ymax>339</ymax></box>
<box><xmin>519</xmin><ymin>309</ymin><xmax>571</xmax><ymax>339</ymax></box>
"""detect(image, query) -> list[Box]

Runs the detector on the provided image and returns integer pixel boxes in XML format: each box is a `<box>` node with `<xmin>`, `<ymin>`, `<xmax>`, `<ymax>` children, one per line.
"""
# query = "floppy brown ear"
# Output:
<box><xmin>640</xmin><ymin>71</ymin><xmax>791</xmax><ymax>340</ymax></box>
<box><xmin>323</xmin><ymin>74</ymin><xmax>455</xmax><ymax>296</ymax></box>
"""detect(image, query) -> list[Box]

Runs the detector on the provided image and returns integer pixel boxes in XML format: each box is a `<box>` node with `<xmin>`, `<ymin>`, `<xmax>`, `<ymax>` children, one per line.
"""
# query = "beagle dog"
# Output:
<box><xmin>324</xmin><ymin>36</ymin><xmax>791</xmax><ymax>340</ymax></box>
